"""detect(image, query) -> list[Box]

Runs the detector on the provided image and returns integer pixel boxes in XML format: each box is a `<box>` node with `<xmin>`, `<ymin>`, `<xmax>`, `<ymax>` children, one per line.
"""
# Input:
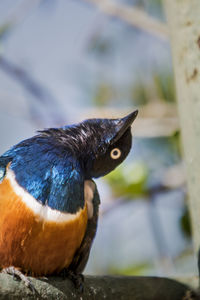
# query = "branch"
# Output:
<box><xmin>0</xmin><ymin>274</ymin><xmax>199</xmax><ymax>299</ymax></box>
<box><xmin>83</xmin><ymin>0</ymin><xmax>169</xmax><ymax>40</ymax></box>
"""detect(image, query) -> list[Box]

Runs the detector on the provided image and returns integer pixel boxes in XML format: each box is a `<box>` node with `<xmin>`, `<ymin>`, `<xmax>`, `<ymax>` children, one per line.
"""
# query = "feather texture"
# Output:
<box><xmin>0</xmin><ymin>111</ymin><xmax>137</xmax><ymax>276</ymax></box>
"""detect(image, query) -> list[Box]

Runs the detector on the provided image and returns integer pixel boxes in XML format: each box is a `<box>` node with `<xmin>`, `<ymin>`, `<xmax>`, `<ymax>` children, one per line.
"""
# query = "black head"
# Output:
<box><xmin>83</xmin><ymin>110</ymin><xmax>138</xmax><ymax>178</ymax></box>
<box><xmin>38</xmin><ymin>110</ymin><xmax>138</xmax><ymax>179</ymax></box>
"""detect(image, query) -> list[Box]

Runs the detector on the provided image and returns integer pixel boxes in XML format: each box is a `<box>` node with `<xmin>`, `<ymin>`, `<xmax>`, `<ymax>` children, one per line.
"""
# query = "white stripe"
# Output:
<box><xmin>84</xmin><ymin>180</ymin><xmax>95</xmax><ymax>219</ymax></box>
<box><xmin>6</xmin><ymin>168</ymin><xmax>84</xmax><ymax>223</ymax></box>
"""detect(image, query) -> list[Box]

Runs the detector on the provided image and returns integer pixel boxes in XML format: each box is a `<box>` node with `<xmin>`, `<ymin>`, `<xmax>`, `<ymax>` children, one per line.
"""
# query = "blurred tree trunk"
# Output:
<box><xmin>164</xmin><ymin>0</ymin><xmax>200</xmax><ymax>253</ymax></box>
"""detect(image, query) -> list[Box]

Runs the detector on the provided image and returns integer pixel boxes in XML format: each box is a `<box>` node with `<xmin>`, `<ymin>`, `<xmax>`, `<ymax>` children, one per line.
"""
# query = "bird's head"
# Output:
<box><xmin>37</xmin><ymin>110</ymin><xmax>138</xmax><ymax>179</ymax></box>
<box><xmin>66</xmin><ymin>110</ymin><xmax>138</xmax><ymax>178</ymax></box>
<box><xmin>82</xmin><ymin>110</ymin><xmax>138</xmax><ymax>178</ymax></box>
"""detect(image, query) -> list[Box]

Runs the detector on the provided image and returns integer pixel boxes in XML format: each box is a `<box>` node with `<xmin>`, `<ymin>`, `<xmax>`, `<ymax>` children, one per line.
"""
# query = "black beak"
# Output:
<box><xmin>120</xmin><ymin>110</ymin><xmax>138</xmax><ymax>129</ymax></box>
<box><xmin>111</xmin><ymin>110</ymin><xmax>138</xmax><ymax>144</ymax></box>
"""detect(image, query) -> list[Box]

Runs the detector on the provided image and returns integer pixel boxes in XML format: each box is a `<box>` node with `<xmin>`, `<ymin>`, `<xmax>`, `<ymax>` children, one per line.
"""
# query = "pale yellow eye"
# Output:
<box><xmin>110</xmin><ymin>148</ymin><xmax>121</xmax><ymax>159</ymax></box>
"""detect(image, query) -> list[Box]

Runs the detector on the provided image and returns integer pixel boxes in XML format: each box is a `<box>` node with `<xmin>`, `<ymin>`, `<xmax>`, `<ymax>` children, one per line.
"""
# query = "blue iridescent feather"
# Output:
<box><xmin>1</xmin><ymin>135</ymin><xmax>84</xmax><ymax>213</ymax></box>
<box><xmin>0</xmin><ymin>112</ymin><xmax>137</xmax><ymax>214</ymax></box>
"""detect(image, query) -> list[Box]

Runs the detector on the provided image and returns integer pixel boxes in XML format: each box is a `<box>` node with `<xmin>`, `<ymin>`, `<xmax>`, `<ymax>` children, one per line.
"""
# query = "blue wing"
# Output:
<box><xmin>0</xmin><ymin>138</ymin><xmax>85</xmax><ymax>214</ymax></box>
<box><xmin>0</xmin><ymin>156</ymin><xmax>12</xmax><ymax>181</ymax></box>
<box><xmin>47</xmin><ymin>158</ymin><xmax>85</xmax><ymax>213</ymax></box>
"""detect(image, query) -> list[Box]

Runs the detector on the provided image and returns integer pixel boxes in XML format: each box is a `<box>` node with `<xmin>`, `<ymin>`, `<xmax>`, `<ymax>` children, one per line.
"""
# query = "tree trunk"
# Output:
<box><xmin>164</xmin><ymin>0</ymin><xmax>200</xmax><ymax>252</ymax></box>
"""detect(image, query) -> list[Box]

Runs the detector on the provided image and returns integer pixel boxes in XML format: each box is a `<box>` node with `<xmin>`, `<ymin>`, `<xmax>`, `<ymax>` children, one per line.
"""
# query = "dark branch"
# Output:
<box><xmin>0</xmin><ymin>274</ymin><xmax>199</xmax><ymax>299</ymax></box>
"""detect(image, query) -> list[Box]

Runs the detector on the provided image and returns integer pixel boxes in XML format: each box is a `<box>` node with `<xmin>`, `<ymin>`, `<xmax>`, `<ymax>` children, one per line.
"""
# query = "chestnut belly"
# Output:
<box><xmin>0</xmin><ymin>175</ymin><xmax>88</xmax><ymax>276</ymax></box>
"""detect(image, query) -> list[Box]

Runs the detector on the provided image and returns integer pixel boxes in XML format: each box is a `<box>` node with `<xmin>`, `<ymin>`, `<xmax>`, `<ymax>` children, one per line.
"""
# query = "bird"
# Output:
<box><xmin>0</xmin><ymin>110</ymin><xmax>138</xmax><ymax>291</ymax></box>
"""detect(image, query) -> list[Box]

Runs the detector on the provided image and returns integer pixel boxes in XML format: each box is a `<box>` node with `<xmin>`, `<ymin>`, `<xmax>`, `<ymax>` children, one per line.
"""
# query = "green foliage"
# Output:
<box><xmin>109</xmin><ymin>261</ymin><xmax>152</xmax><ymax>276</ymax></box>
<box><xmin>131</xmin><ymin>66</ymin><xmax>176</xmax><ymax>105</ymax></box>
<box><xmin>130</xmin><ymin>77</ymin><xmax>149</xmax><ymax>105</ymax></box>
<box><xmin>93</xmin><ymin>83</ymin><xmax>114</xmax><ymax>107</ymax></box>
<box><xmin>105</xmin><ymin>161</ymin><xmax>148</xmax><ymax>198</ymax></box>
<box><xmin>171</xmin><ymin>130</ymin><xmax>182</xmax><ymax>157</ymax></box>
<box><xmin>0</xmin><ymin>22</ymin><xmax>12</xmax><ymax>52</ymax></box>
<box><xmin>180</xmin><ymin>205</ymin><xmax>192</xmax><ymax>238</ymax></box>
<box><xmin>0</xmin><ymin>22</ymin><xmax>12</xmax><ymax>40</ymax></box>
<box><xmin>90</xmin><ymin>65</ymin><xmax>176</xmax><ymax>107</ymax></box>
<box><xmin>153</xmin><ymin>67</ymin><xmax>176</xmax><ymax>103</ymax></box>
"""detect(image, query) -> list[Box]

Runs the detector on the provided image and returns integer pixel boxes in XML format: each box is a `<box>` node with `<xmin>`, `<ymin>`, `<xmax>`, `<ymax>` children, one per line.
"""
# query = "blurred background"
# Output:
<box><xmin>0</xmin><ymin>0</ymin><xmax>196</xmax><ymax>278</ymax></box>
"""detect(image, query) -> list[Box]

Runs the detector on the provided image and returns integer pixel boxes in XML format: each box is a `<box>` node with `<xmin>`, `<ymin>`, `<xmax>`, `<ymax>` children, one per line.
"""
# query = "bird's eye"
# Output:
<box><xmin>110</xmin><ymin>148</ymin><xmax>121</xmax><ymax>160</ymax></box>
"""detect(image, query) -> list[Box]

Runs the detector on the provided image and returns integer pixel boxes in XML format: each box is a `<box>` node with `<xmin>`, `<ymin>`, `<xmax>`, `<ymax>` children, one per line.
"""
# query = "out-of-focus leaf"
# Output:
<box><xmin>171</xmin><ymin>130</ymin><xmax>182</xmax><ymax>157</ymax></box>
<box><xmin>153</xmin><ymin>68</ymin><xmax>176</xmax><ymax>103</ymax></box>
<box><xmin>130</xmin><ymin>66</ymin><xmax>175</xmax><ymax>105</ymax></box>
<box><xmin>130</xmin><ymin>77</ymin><xmax>149</xmax><ymax>105</ymax></box>
<box><xmin>109</xmin><ymin>262</ymin><xmax>152</xmax><ymax>276</ymax></box>
<box><xmin>180</xmin><ymin>205</ymin><xmax>192</xmax><ymax>238</ymax></box>
<box><xmin>93</xmin><ymin>83</ymin><xmax>114</xmax><ymax>106</ymax></box>
<box><xmin>105</xmin><ymin>161</ymin><xmax>148</xmax><ymax>198</ymax></box>
<box><xmin>0</xmin><ymin>22</ymin><xmax>12</xmax><ymax>40</ymax></box>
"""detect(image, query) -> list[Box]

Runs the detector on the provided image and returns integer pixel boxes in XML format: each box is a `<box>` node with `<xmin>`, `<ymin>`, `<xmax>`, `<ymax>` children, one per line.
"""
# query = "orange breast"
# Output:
<box><xmin>0</xmin><ymin>177</ymin><xmax>88</xmax><ymax>276</ymax></box>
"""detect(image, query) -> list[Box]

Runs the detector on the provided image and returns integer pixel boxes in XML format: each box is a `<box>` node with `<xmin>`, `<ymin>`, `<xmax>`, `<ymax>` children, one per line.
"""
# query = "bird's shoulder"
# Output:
<box><xmin>0</xmin><ymin>136</ymin><xmax>85</xmax><ymax>214</ymax></box>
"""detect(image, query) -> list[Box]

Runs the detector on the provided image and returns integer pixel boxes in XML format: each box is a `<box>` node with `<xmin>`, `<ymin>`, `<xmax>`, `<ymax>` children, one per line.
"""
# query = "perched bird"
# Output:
<box><xmin>0</xmin><ymin>110</ymin><xmax>138</xmax><ymax>291</ymax></box>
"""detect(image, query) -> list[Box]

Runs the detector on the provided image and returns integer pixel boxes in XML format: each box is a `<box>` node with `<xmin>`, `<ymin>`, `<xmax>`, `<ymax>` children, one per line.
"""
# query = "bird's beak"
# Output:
<box><xmin>111</xmin><ymin>110</ymin><xmax>138</xmax><ymax>144</ymax></box>
<box><xmin>119</xmin><ymin>110</ymin><xmax>138</xmax><ymax>129</ymax></box>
